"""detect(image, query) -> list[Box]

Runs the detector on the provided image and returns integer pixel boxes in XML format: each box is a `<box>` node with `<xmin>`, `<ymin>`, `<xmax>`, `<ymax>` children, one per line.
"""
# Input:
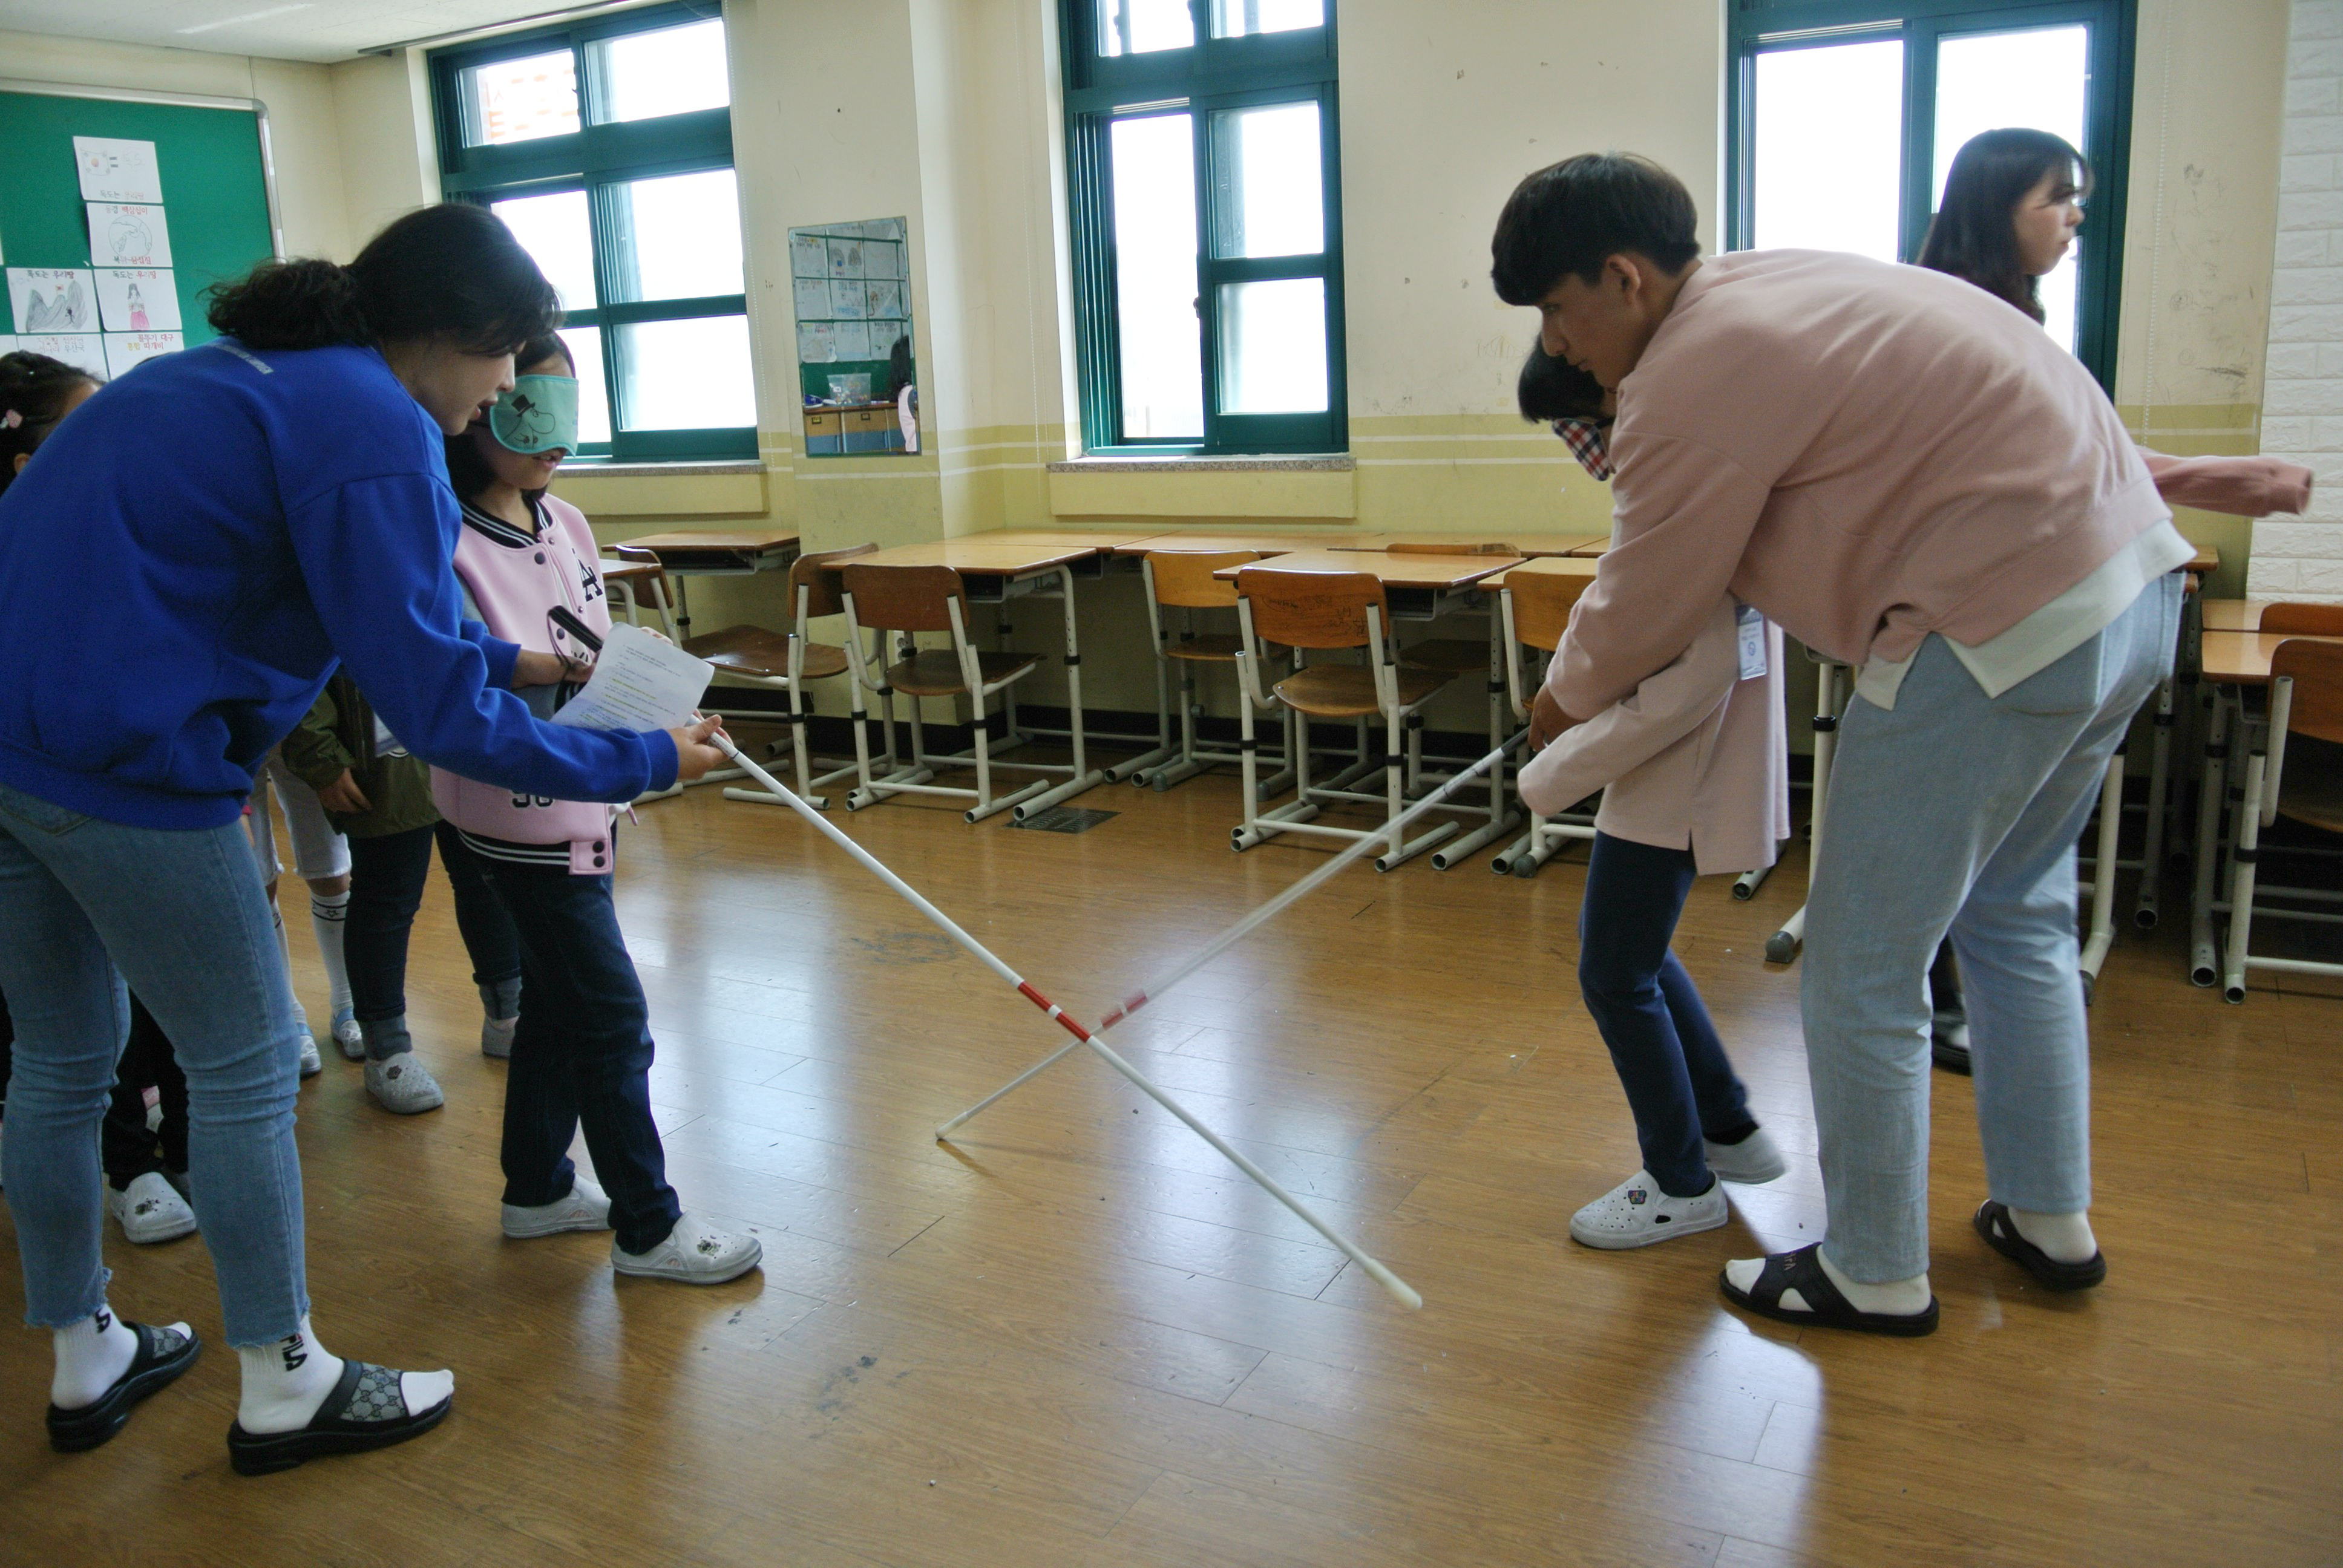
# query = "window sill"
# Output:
<box><xmin>1047</xmin><ymin>454</ymin><xmax>1357</xmax><ymax>520</ymax></box>
<box><xmin>1047</xmin><ymin>454</ymin><xmax>1354</xmax><ymax>474</ymax></box>
<box><xmin>559</xmin><ymin>459</ymin><xmax>767</xmax><ymax>478</ymax></box>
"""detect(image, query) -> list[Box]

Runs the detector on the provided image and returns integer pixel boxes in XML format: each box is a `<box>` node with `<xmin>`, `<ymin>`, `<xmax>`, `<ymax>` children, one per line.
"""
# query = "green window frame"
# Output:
<box><xmin>429</xmin><ymin>2</ymin><xmax>754</xmax><ymax>462</ymax></box>
<box><xmin>1061</xmin><ymin>1</ymin><xmax>1348</xmax><ymax>455</ymax></box>
<box><xmin>1726</xmin><ymin>0</ymin><xmax>2137</xmax><ymax>392</ymax></box>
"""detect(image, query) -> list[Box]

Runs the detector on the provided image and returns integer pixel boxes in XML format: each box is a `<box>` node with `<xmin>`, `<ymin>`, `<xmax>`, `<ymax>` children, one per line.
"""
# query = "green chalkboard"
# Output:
<box><xmin>0</xmin><ymin>85</ymin><xmax>278</xmax><ymax>351</ymax></box>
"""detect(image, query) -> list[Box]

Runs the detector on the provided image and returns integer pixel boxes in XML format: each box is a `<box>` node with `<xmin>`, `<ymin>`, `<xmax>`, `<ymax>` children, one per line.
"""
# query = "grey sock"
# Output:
<box><xmin>360</xmin><ymin>1015</ymin><xmax>414</xmax><ymax>1063</ymax></box>
<box><xmin>479</xmin><ymin>977</ymin><xmax>520</xmax><ymax>1022</ymax></box>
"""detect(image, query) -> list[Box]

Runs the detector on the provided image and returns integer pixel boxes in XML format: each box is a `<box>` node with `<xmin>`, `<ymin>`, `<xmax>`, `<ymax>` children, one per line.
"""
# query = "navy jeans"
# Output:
<box><xmin>346</xmin><ymin>823</ymin><xmax>523</xmax><ymax>1025</ymax></box>
<box><xmin>445</xmin><ymin>832</ymin><xmax>682</xmax><ymax>1255</ymax></box>
<box><xmin>1578</xmin><ymin>831</ymin><xmax>1756</xmax><ymax>1197</ymax></box>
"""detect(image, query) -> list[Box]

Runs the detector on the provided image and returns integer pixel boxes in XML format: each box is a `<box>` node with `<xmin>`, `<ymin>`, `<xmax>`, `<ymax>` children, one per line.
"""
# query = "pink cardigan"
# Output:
<box><xmin>1519</xmin><ymin>597</ymin><xmax>1789</xmax><ymax>875</ymax></box>
<box><xmin>1558</xmin><ymin>250</ymin><xmax>2179</xmax><ymax>718</ymax></box>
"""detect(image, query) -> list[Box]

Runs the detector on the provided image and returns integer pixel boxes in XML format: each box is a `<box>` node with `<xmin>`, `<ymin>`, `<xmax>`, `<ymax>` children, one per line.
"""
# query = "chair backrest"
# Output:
<box><xmin>1506</xmin><ymin>569</ymin><xmax>1591</xmax><ymax>652</ymax></box>
<box><xmin>841</xmin><ymin>562</ymin><xmax>966</xmax><ymax>634</ymax></box>
<box><xmin>793</xmin><ymin>542</ymin><xmax>879</xmax><ymax>621</ymax></box>
<box><xmin>1149</xmin><ymin>550</ymin><xmax>1257</xmax><ymax>609</ymax></box>
<box><xmin>602</xmin><ymin>546</ymin><xmax>672</xmax><ymax>621</ymax></box>
<box><xmin>2263</xmin><ymin>601</ymin><xmax>2343</xmax><ymax>636</ymax></box>
<box><xmin>1235</xmin><ymin>567</ymin><xmax>1386</xmax><ymax>651</ymax></box>
<box><xmin>2273</xmin><ymin>637</ymin><xmax>2343</xmax><ymax>744</ymax></box>
<box><xmin>1386</xmin><ymin>540</ymin><xmax>1513</xmax><ymax>556</ymax></box>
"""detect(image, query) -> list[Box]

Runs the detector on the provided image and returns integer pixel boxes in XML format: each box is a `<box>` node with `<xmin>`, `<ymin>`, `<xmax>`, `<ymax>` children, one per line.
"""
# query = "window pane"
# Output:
<box><xmin>462</xmin><ymin>48</ymin><xmax>578</xmax><ymax>146</ymax></box>
<box><xmin>1110</xmin><ymin>114</ymin><xmax>1204</xmax><ymax>439</ymax></box>
<box><xmin>589</xmin><ymin>18</ymin><xmax>729</xmax><ymax>123</ymax></box>
<box><xmin>615</xmin><ymin>316</ymin><xmax>756</xmax><ymax>431</ymax></box>
<box><xmin>1211</xmin><ymin>0</ymin><xmax>1323</xmax><ymax>38</ymax></box>
<box><xmin>1934</xmin><ymin>25</ymin><xmax>2089</xmax><ymax>353</ymax></box>
<box><xmin>493</xmin><ymin>190</ymin><xmax>597</xmax><ymax>311</ymax></box>
<box><xmin>606</xmin><ymin>169</ymin><xmax>745</xmax><ymax>302</ymax></box>
<box><xmin>1096</xmin><ymin>0</ymin><xmax>1193</xmax><ymax>56</ymax></box>
<box><xmin>1217</xmin><ymin>276</ymin><xmax>1326</xmax><ymax>413</ymax></box>
<box><xmin>1751</xmin><ymin>40</ymin><xmax>1904</xmax><ymax>260</ymax></box>
<box><xmin>1210</xmin><ymin>102</ymin><xmax>1322</xmax><ymax>258</ymax></box>
<box><xmin>559</xmin><ymin>327</ymin><xmax>612</xmax><ymax>446</ymax></box>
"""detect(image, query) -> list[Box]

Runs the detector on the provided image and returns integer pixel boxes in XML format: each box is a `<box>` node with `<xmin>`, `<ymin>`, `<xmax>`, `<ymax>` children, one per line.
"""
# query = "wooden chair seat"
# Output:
<box><xmin>1273</xmin><ymin>663</ymin><xmax>1447</xmax><ymax>718</ymax></box>
<box><xmin>1398</xmin><ymin>638</ymin><xmax>1489</xmax><ymax>675</ymax></box>
<box><xmin>2278</xmin><ymin>736</ymin><xmax>2343</xmax><ymax>835</ymax></box>
<box><xmin>686</xmin><ymin>624</ymin><xmax>852</xmax><ymax>682</ymax></box>
<box><xmin>1164</xmin><ymin>632</ymin><xmax>1245</xmax><ymax>662</ymax></box>
<box><xmin>885</xmin><ymin>648</ymin><xmax>1041</xmax><ymax>697</ymax></box>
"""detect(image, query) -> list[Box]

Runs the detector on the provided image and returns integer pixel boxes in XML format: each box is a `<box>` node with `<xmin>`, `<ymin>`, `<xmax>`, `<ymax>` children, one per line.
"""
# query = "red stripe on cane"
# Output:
<box><xmin>1018</xmin><ymin>981</ymin><xmax>1092</xmax><ymax>1041</ymax></box>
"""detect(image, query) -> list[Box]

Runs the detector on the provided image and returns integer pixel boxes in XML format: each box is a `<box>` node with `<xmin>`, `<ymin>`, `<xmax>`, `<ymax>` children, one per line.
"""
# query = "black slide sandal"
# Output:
<box><xmin>47</xmin><ymin>1321</ymin><xmax>203</xmax><ymax>1452</ymax></box>
<box><xmin>1974</xmin><ymin>1201</ymin><xmax>2106</xmax><ymax>1292</ymax></box>
<box><xmin>227</xmin><ymin>1360</ymin><xmax>452</xmax><ymax>1476</ymax></box>
<box><xmin>1719</xmin><ymin>1244</ymin><xmax>1940</xmax><ymax>1337</ymax></box>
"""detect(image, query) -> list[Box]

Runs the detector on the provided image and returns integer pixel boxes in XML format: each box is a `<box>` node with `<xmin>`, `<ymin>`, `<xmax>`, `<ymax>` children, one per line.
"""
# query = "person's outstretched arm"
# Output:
<box><xmin>2138</xmin><ymin>449</ymin><xmax>2313</xmax><ymax>518</ymax></box>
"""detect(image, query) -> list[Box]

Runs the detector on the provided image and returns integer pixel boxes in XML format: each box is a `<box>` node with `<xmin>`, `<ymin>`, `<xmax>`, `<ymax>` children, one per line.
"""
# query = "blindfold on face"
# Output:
<box><xmin>488</xmin><ymin>374</ymin><xmax>580</xmax><ymax>457</ymax></box>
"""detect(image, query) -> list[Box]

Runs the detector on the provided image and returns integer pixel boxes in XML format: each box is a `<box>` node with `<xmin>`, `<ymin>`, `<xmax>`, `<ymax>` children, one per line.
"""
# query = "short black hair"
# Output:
<box><xmin>1516</xmin><ymin>345</ymin><xmax>1605</xmax><ymax>423</ymax></box>
<box><xmin>1490</xmin><ymin>153</ymin><xmax>1702</xmax><ymax>306</ymax></box>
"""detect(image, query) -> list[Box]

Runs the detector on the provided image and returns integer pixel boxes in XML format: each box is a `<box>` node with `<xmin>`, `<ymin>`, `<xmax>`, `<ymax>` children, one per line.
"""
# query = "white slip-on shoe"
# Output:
<box><xmin>330</xmin><ymin>1010</ymin><xmax>365</xmax><ymax>1062</ymax></box>
<box><xmin>297</xmin><ymin>1034</ymin><xmax>324</xmax><ymax>1079</ymax></box>
<box><xmin>1569</xmin><ymin>1171</ymin><xmax>1728</xmax><ymax>1250</ymax></box>
<box><xmin>1704</xmin><ymin>1126</ymin><xmax>1788</xmax><ymax>1185</ymax></box>
<box><xmin>612</xmin><ymin>1214</ymin><xmax>762</xmax><ymax>1284</ymax></box>
<box><xmin>503</xmin><ymin>1175</ymin><xmax>612</xmax><ymax>1239</ymax></box>
<box><xmin>108</xmin><ymin>1172</ymin><xmax>198</xmax><ymax>1244</ymax></box>
<box><xmin>364</xmin><ymin>1053</ymin><xmax>445</xmax><ymax>1115</ymax></box>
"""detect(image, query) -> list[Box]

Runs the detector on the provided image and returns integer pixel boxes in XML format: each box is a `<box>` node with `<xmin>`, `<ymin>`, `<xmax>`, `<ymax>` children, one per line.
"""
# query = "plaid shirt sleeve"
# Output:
<box><xmin>1553</xmin><ymin>417</ymin><xmax>1615</xmax><ymax>481</ymax></box>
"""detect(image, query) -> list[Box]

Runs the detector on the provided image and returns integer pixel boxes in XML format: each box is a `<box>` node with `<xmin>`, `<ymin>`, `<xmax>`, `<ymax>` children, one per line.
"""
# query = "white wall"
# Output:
<box><xmin>2253</xmin><ymin>0</ymin><xmax>2343</xmax><ymax>602</ymax></box>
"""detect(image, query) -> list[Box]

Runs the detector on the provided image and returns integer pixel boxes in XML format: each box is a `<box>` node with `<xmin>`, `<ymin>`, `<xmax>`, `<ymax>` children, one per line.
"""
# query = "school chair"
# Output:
<box><xmin>603</xmin><ymin>547</ymin><xmax>679</xmax><ymax>638</ymax></box>
<box><xmin>2221</xmin><ymin>616</ymin><xmax>2343</xmax><ymax>1004</ymax></box>
<box><xmin>1230</xmin><ymin>567</ymin><xmax>1458</xmax><ymax>871</ymax></box>
<box><xmin>1127</xmin><ymin>550</ymin><xmax>1297</xmax><ymax>795</ymax></box>
<box><xmin>838</xmin><ymin>562</ymin><xmax>1050</xmax><ymax>822</ymax></box>
<box><xmin>1491</xmin><ymin>565</ymin><xmax>1601</xmax><ymax>877</ymax></box>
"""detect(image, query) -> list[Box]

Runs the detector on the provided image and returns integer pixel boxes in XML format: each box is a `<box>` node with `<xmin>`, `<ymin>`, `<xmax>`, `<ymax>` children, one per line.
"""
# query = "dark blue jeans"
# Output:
<box><xmin>447</xmin><ymin>832</ymin><xmax>682</xmax><ymax>1256</ymax></box>
<box><xmin>1578</xmin><ymin>832</ymin><xmax>1755</xmax><ymax>1198</ymax></box>
<box><xmin>345</xmin><ymin>824</ymin><xmax>523</xmax><ymax>1024</ymax></box>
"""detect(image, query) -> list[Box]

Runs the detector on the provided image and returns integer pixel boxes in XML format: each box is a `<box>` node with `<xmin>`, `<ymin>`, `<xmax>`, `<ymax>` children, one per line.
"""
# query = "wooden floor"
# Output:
<box><xmin>2</xmin><ymin>724</ymin><xmax>2338</xmax><ymax>1567</ymax></box>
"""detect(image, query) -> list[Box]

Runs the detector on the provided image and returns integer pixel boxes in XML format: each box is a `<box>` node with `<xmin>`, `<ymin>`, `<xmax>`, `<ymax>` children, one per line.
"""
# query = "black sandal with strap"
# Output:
<box><xmin>1719</xmin><ymin>1244</ymin><xmax>1940</xmax><ymax>1337</ymax></box>
<box><xmin>47</xmin><ymin>1319</ymin><xmax>203</xmax><ymax>1452</ymax></box>
<box><xmin>227</xmin><ymin>1359</ymin><xmax>452</xmax><ymax>1476</ymax></box>
<box><xmin>1973</xmin><ymin>1201</ymin><xmax>2106</xmax><ymax>1291</ymax></box>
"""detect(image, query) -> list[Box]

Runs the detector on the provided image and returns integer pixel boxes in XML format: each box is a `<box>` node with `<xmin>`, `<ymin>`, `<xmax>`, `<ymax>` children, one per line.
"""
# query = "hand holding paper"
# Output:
<box><xmin>549</xmin><ymin>621</ymin><xmax>713</xmax><ymax>733</ymax></box>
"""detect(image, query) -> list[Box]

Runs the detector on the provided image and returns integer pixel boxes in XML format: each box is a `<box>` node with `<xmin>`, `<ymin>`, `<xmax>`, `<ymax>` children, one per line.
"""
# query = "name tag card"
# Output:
<box><xmin>1735</xmin><ymin>604</ymin><xmax>1768</xmax><ymax>681</ymax></box>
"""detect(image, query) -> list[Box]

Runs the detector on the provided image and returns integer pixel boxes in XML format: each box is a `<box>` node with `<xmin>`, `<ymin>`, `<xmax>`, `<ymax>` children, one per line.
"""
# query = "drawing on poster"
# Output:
<box><xmin>8</xmin><ymin>269</ymin><xmax>99</xmax><ymax>334</ymax></box>
<box><xmin>97</xmin><ymin>270</ymin><xmax>180</xmax><ymax>333</ymax></box>
<box><xmin>104</xmin><ymin>332</ymin><xmax>185</xmax><ymax>380</ymax></box>
<box><xmin>87</xmin><ymin>203</ymin><xmax>174</xmax><ymax>269</ymax></box>
<box><xmin>74</xmin><ymin>137</ymin><xmax>165</xmax><ymax>204</ymax></box>
<box><xmin>17</xmin><ymin>335</ymin><xmax>106</xmax><ymax>380</ymax></box>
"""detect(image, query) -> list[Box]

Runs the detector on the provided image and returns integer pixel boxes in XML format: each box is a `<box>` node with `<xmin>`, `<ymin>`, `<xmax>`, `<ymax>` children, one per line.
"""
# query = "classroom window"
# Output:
<box><xmin>1726</xmin><ymin>0</ymin><xmax>2135</xmax><ymax>390</ymax></box>
<box><xmin>1063</xmin><ymin>0</ymin><xmax>1346</xmax><ymax>454</ymax></box>
<box><xmin>431</xmin><ymin>3</ymin><xmax>753</xmax><ymax>462</ymax></box>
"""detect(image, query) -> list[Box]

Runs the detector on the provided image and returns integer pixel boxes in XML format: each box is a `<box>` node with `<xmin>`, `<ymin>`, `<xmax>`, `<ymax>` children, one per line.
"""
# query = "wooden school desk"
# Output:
<box><xmin>824</xmin><ymin>538</ymin><xmax>1116</xmax><ymax>816</ymax></box>
<box><xmin>1331</xmin><ymin>531</ymin><xmax>1607</xmax><ymax>557</ymax></box>
<box><xmin>619</xmin><ymin>528</ymin><xmax>802</xmax><ymax>642</ymax></box>
<box><xmin>1216</xmin><ymin>549</ymin><xmax>1525</xmax><ymax>867</ymax></box>
<box><xmin>2201</xmin><ymin>599</ymin><xmax>2273</xmax><ymax>632</ymax></box>
<box><xmin>1111</xmin><ymin>532</ymin><xmax>1325</xmax><ymax>557</ymax></box>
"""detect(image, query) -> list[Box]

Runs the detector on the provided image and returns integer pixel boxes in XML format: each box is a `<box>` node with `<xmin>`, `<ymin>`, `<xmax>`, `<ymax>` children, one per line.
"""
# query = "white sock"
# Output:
<box><xmin>309</xmin><ymin>890</ymin><xmax>353</xmax><ymax>1016</ymax></box>
<box><xmin>235</xmin><ymin>1317</ymin><xmax>453</xmax><ymax>1432</ymax></box>
<box><xmin>271</xmin><ymin>906</ymin><xmax>311</xmax><ymax>1034</ymax></box>
<box><xmin>2010</xmin><ymin>1207</ymin><xmax>2098</xmax><ymax>1264</ymax></box>
<box><xmin>1723</xmin><ymin>1252</ymin><xmax>1932</xmax><ymax>1317</ymax></box>
<box><xmin>52</xmin><ymin>1305</ymin><xmax>142</xmax><ymax>1410</ymax></box>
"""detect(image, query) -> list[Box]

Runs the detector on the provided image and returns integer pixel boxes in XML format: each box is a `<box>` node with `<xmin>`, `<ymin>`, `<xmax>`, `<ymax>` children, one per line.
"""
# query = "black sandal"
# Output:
<box><xmin>1719</xmin><ymin>1244</ymin><xmax>1939</xmax><ymax>1337</ymax></box>
<box><xmin>1974</xmin><ymin>1201</ymin><xmax>2106</xmax><ymax>1292</ymax></box>
<box><xmin>47</xmin><ymin>1320</ymin><xmax>202</xmax><ymax>1452</ymax></box>
<box><xmin>227</xmin><ymin>1359</ymin><xmax>452</xmax><ymax>1476</ymax></box>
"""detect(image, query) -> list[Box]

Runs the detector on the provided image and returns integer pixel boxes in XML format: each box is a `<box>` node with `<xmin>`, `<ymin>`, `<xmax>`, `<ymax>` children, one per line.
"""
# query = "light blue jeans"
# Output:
<box><xmin>0</xmin><ymin>780</ymin><xmax>310</xmax><ymax>1344</ymax></box>
<box><xmin>1803</xmin><ymin>573</ymin><xmax>2180</xmax><ymax>1282</ymax></box>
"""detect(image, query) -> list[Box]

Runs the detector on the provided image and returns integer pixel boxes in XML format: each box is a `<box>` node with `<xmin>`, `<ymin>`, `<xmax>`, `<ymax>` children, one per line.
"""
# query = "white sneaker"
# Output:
<box><xmin>1704</xmin><ymin>1126</ymin><xmax>1787</xmax><ymax>1184</ymax></box>
<box><xmin>503</xmin><ymin>1175</ymin><xmax>612</xmax><ymax>1239</ymax></box>
<box><xmin>364</xmin><ymin>1053</ymin><xmax>445</xmax><ymax>1115</ymax></box>
<box><xmin>612</xmin><ymin>1213</ymin><xmax>762</xmax><ymax>1284</ymax></box>
<box><xmin>1569</xmin><ymin>1170</ymin><xmax>1728</xmax><ymax>1250</ymax></box>
<box><xmin>330</xmin><ymin>1010</ymin><xmax>365</xmax><ymax>1062</ymax></box>
<box><xmin>108</xmin><ymin>1171</ymin><xmax>198</xmax><ymax>1244</ymax></box>
<box><xmin>479</xmin><ymin>1015</ymin><xmax>517</xmax><ymax>1060</ymax></box>
<box><xmin>297</xmin><ymin>1034</ymin><xmax>324</xmax><ymax>1079</ymax></box>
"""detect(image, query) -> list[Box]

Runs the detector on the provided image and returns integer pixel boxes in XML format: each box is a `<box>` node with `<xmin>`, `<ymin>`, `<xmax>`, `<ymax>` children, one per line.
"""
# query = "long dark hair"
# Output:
<box><xmin>1916</xmin><ymin>128</ymin><xmax>2089</xmax><ymax>324</ymax></box>
<box><xmin>207</xmin><ymin>203</ymin><xmax>561</xmax><ymax>354</ymax></box>
<box><xmin>443</xmin><ymin>332</ymin><xmax>575</xmax><ymax>503</ymax></box>
<box><xmin>0</xmin><ymin>351</ymin><xmax>101</xmax><ymax>497</ymax></box>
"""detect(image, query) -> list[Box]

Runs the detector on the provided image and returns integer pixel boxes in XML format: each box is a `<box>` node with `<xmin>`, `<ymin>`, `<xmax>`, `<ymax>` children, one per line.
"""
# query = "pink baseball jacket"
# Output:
<box><xmin>431</xmin><ymin>489</ymin><xmax>620</xmax><ymax>875</ymax></box>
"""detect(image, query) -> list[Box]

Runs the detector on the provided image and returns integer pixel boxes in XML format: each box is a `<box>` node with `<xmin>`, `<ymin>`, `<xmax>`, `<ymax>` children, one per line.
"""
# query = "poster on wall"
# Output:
<box><xmin>87</xmin><ymin>203</ymin><xmax>173</xmax><ymax>268</ymax></box>
<box><xmin>73</xmin><ymin>137</ymin><xmax>164</xmax><ymax>204</ymax></box>
<box><xmin>96</xmin><ymin>269</ymin><xmax>180</xmax><ymax>333</ymax></box>
<box><xmin>104</xmin><ymin>331</ymin><xmax>184</xmax><ymax>379</ymax></box>
<box><xmin>787</xmin><ymin>217</ymin><xmax>915</xmax><ymax>456</ymax></box>
<box><xmin>8</xmin><ymin>268</ymin><xmax>98</xmax><ymax>334</ymax></box>
<box><xmin>17</xmin><ymin>333</ymin><xmax>106</xmax><ymax>380</ymax></box>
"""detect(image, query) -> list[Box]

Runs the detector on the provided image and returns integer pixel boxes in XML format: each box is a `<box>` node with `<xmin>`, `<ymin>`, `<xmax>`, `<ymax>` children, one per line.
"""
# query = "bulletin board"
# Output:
<box><xmin>0</xmin><ymin>80</ymin><xmax>282</xmax><ymax>379</ymax></box>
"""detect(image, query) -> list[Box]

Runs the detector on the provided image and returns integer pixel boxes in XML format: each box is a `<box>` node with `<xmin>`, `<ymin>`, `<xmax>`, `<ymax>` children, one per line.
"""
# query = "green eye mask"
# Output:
<box><xmin>488</xmin><ymin>374</ymin><xmax>580</xmax><ymax>456</ymax></box>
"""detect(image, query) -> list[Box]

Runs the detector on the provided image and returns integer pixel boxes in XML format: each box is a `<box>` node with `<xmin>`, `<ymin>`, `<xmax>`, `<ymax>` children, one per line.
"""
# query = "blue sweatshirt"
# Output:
<box><xmin>0</xmin><ymin>339</ymin><xmax>680</xmax><ymax>829</ymax></box>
